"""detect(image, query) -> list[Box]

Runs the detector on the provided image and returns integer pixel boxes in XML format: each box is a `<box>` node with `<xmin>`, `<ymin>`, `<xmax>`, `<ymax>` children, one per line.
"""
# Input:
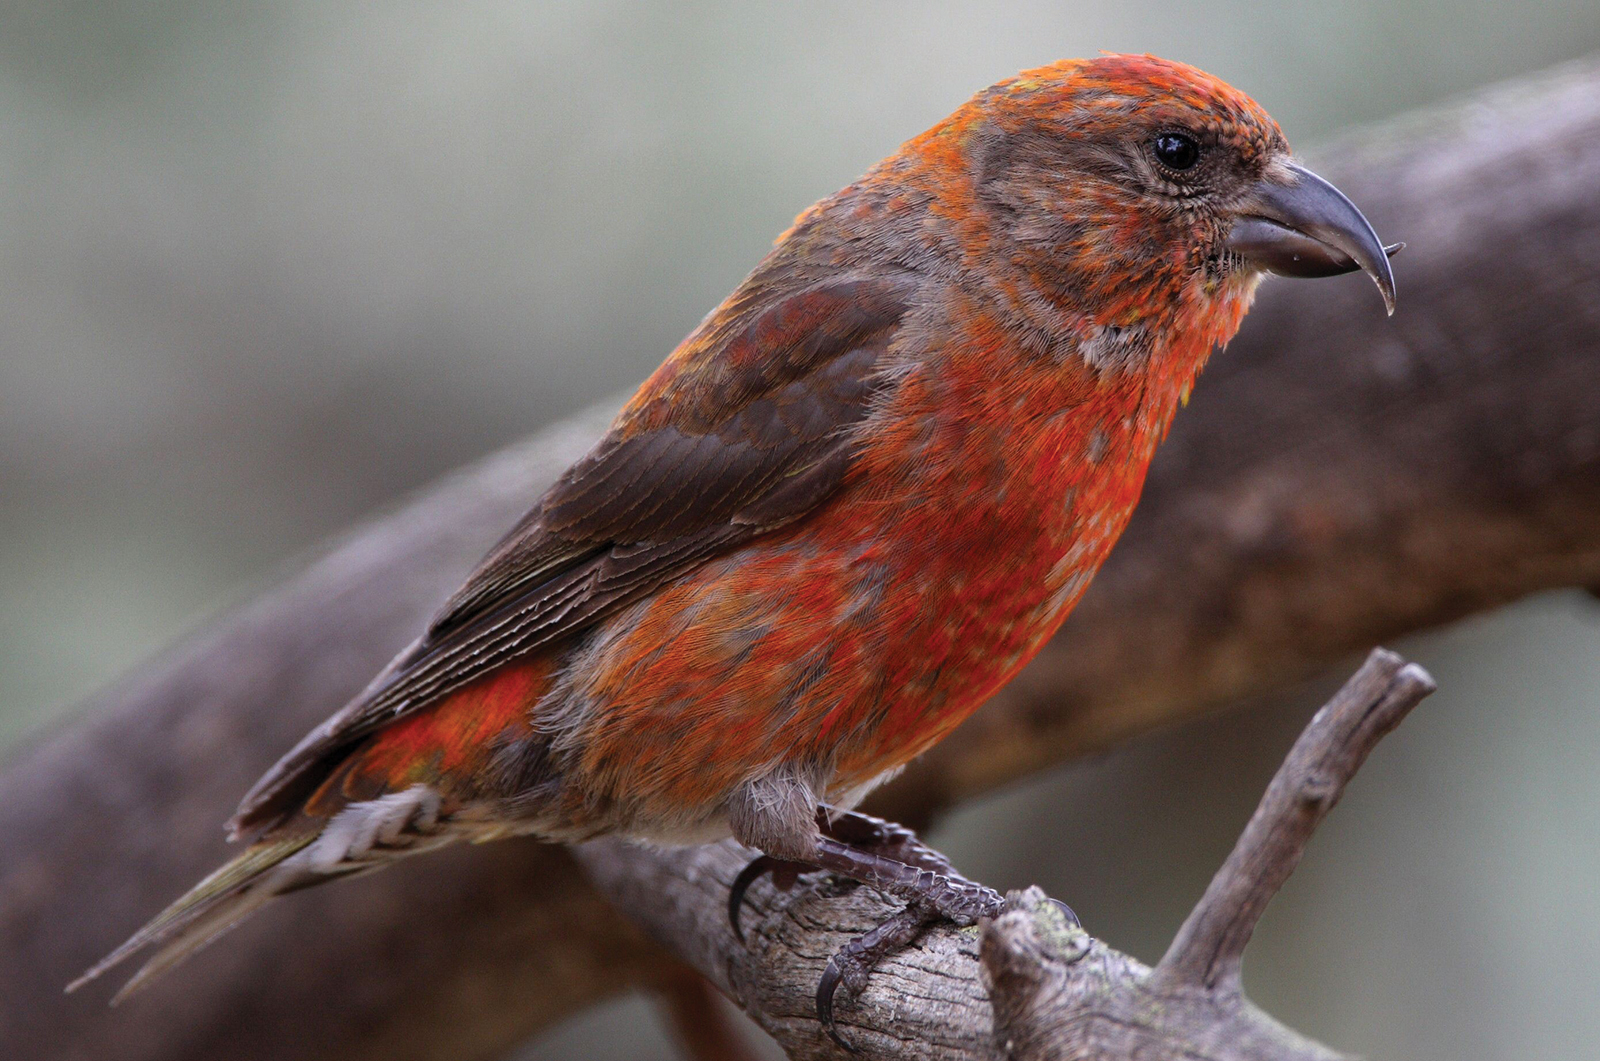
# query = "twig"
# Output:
<box><xmin>1154</xmin><ymin>649</ymin><xmax>1437</xmax><ymax>992</ymax></box>
<box><xmin>981</xmin><ymin>649</ymin><xmax>1436</xmax><ymax>1060</ymax></box>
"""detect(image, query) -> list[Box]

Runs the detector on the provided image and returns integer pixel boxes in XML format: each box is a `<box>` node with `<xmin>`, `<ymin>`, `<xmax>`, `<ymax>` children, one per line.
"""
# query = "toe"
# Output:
<box><xmin>816</xmin><ymin>960</ymin><xmax>856</xmax><ymax>1052</ymax></box>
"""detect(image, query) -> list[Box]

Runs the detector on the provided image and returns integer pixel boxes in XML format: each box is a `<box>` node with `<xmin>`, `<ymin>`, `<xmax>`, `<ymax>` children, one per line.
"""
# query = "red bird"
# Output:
<box><xmin>76</xmin><ymin>54</ymin><xmax>1396</xmax><ymax>1031</ymax></box>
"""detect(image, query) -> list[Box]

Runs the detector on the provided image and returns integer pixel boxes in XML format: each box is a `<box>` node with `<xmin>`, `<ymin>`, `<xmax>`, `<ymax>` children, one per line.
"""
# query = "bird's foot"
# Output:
<box><xmin>726</xmin><ymin>807</ymin><xmax>1079</xmax><ymax>1050</ymax></box>
<box><xmin>807</xmin><ymin>838</ymin><xmax>1013</xmax><ymax>1052</ymax></box>
<box><xmin>816</xmin><ymin>900</ymin><xmax>937</xmax><ymax>1048</ymax></box>
<box><xmin>815</xmin><ymin>877</ymin><xmax>1081</xmax><ymax>1052</ymax></box>
<box><xmin>726</xmin><ymin>807</ymin><xmax>955</xmax><ymax>940</ymax></box>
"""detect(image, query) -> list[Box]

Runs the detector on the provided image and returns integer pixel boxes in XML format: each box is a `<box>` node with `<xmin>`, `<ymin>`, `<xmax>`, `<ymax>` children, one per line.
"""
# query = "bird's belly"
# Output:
<box><xmin>535</xmin><ymin>464</ymin><xmax>1133</xmax><ymax>837</ymax></box>
<box><xmin>822</xmin><ymin>496</ymin><xmax>1123</xmax><ymax>792</ymax></box>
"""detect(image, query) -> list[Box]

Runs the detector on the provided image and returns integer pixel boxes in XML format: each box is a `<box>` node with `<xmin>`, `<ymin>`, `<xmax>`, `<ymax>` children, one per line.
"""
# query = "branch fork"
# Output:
<box><xmin>583</xmin><ymin>649</ymin><xmax>1437</xmax><ymax>1060</ymax></box>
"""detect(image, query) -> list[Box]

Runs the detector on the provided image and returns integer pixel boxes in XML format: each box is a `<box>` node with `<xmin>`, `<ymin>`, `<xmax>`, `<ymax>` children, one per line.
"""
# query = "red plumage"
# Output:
<box><xmin>75</xmin><ymin>53</ymin><xmax>1396</xmax><ymax>1013</ymax></box>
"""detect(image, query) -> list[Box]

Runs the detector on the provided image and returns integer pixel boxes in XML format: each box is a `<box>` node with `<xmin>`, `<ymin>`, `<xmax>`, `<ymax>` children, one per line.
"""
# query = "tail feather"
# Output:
<box><xmin>67</xmin><ymin>835</ymin><xmax>315</xmax><ymax>1002</ymax></box>
<box><xmin>72</xmin><ymin>784</ymin><xmax>453</xmax><ymax>1002</ymax></box>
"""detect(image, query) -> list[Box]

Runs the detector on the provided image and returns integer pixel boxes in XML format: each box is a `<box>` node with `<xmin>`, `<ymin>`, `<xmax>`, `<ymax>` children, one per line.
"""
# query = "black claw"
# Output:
<box><xmin>1048</xmin><ymin>897</ymin><xmax>1080</xmax><ymax>927</ymax></box>
<box><xmin>816</xmin><ymin>958</ymin><xmax>855</xmax><ymax>1052</ymax></box>
<box><xmin>728</xmin><ymin>855</ymin><xmax>781</xmax><ymax>941</ymax></box>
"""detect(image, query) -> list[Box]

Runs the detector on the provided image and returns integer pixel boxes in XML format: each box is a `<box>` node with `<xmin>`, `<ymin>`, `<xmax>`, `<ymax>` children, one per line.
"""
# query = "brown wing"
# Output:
<box><xmin>231</xmin><ymin>273</ymin><xmax>915</xmax><ymax>832</ymax></box>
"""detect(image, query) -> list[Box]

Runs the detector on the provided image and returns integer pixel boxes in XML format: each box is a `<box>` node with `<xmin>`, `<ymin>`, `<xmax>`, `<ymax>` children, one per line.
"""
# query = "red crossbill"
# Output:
<box><xmin>74</xmin><ymin>53</ymin><xmax>1396</xmax><ymax>1033</ymax></box>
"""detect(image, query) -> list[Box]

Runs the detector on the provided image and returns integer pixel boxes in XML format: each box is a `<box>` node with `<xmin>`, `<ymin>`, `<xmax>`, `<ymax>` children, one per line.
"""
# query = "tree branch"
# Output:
<box><xmin>983</xmin><ymin>651</ymin><xmax>1435</xmax><ymax>1061</ymax></box>
<box><xmin>577</xmin><ymin>651</ymin><xmax>1435</xmax><ymax>1060</ymax></box>
<box><xmin>1151</xmin><ymin>651</ymin><xmax>1436</xmax><ymax>992</ymax></box>
<box><xmin>4</xmin><ymin>56</ymin><xmax>1599</xmax><ymax>1061</ymax></box>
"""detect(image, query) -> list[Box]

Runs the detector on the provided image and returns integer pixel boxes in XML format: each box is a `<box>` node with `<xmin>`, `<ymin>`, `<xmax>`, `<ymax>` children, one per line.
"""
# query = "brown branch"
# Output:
<box><xmin>1151</xmin><ymin>651</ymin><xmax>1435</xmax><ymax>990</ymax></box>
<box><xmin>983</xmin><ymin>651</ymin><xmax>1435</xmax><ymax>1061</ymax></box>
<box><xmin>575</xmin><ymin>651</ymin><xmax>1435</xmax><ymax>1060</ymax></box>
<box><xmin>3</xmin><ymin>56</ymin><xmax>1599</xmax><ymax>1061</ymax></box>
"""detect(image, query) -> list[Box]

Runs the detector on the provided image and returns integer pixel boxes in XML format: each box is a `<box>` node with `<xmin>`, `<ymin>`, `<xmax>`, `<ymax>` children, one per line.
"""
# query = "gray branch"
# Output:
<box><xmin>3</xmin><ymin>55</ymin><xmax>1599</xmax><ymax>1061</ymax></box>
<box><xmin>579</xmin><ymin>651</ymin><xmax>1435</xmax><ymax>1061</ymax></box>
<box><xmin>1153</xmin><ymin>654</ymin><xmax>1436</xmax><ymax>994</ymax></box>
<box><xmin>984</xmin><ymin>652</ymin><xmax>1435</xmax><ymax>1061</ymax></box>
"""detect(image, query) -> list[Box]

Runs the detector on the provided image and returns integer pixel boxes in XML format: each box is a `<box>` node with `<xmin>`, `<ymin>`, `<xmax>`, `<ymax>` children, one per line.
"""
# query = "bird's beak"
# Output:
<box><xmin>1226</xmin><ymin>160</ymin><xmax>1400</xmax><ymax>315</ymax></box>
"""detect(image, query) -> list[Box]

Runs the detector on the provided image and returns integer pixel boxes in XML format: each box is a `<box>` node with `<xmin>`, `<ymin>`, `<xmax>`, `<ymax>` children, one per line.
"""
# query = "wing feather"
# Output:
<box><xmin>231</xmin><ymin>272</ymin><xmax>915</xmax><ymax>833</ymax></box>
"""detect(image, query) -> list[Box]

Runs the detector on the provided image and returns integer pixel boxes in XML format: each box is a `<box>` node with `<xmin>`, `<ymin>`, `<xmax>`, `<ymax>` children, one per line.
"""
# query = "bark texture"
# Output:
<box><xmin>3</xmin><ymin>56</ymin><xmax>1599</xmax><ymax>1061</ymax></box>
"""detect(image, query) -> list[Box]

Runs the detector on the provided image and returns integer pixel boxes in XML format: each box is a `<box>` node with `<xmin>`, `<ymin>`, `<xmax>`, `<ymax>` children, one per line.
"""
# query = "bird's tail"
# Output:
<box><xmin>67</xmin><ymin>834</ymin><xmax>315</xmax><ymax>1002</ymax></box>
<box><xmin>69</xmin><ymin>783</ymin><xmax>449</xmax><ymax>1003</ymax></box>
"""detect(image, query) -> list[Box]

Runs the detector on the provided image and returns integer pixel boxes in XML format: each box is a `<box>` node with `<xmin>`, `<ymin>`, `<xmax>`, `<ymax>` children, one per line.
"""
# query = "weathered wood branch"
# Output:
<box><xmin>983</xmin><ymin>651</ymin><xmax>1435</xmax><ymax>1061</ymax></box>
<box><xmin>3</xmin><ymin>56</ymin><xmax>1598</xmax><ymax>1061</ymax></box>
<box><xmin>580</xmin><ymin>650</ymin><xmax>1435</xmax><ymax>1060</ymax></box>
<box><xmin>1150</xmin><ymin>652</ymin><xmax>1435</xmax><ymax>993</ymax></box>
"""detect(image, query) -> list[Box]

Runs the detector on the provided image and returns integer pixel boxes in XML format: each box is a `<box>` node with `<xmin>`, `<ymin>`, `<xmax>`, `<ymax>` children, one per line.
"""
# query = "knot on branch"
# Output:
<box><xmin>980</xmin><ymin>888</ymin><xmax>1090</xmax><ymax>997</ymax></box>
<box><xmin>980</xmin><ymin>888</ymin><xmax>1096</xmax><ymax>1056</ymax></box>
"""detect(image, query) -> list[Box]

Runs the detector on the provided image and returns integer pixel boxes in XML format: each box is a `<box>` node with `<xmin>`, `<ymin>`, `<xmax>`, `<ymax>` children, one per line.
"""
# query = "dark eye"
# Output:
<box><xmin>1153</xmin><ymin>132</ymin><xmax>1201</xmax><ymax>172</ymax></box>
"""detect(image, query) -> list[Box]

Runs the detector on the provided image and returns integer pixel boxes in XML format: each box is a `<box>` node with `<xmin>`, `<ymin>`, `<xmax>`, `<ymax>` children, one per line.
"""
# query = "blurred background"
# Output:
<box><xmin>2</xmin><ymin>2</ymin><xmax>1597</xmax><ymax>1058</ymax></box>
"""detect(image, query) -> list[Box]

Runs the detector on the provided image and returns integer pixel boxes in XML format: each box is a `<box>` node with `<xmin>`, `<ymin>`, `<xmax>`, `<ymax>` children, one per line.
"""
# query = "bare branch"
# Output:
<box><xmin>979</xmin><ymin>651</ymin><xmax>1437</xmax><ymax>1061</ymax></box>
<box><xmin>575</xmin><ymin>652</ymin><xmax>1436</xmax><ymax>1060</ymax></box>
<box><xmin>1154</xmin><ymin>649</ymin><xmax>1436</xmax><ymax>990</ymax></box>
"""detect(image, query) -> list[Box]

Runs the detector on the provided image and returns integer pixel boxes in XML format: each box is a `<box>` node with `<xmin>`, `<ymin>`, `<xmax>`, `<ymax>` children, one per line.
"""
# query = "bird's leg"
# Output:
<box><xmin>808</xmin><ymin>831</ymin><xmax>1005</xmax><ymax>929</ymax></box>
<box><xmin>728</xmin><ymin>806</ymin><xmax>955</xmax><ymax>939</ymax></box>
<box><xmin>814</xmin><ymin>806</ymin><xmax>956</xmax><ymax>875</ymax></box>
<box><xmin>806</xmin><ymin>812</ymin><xmax>1079</xmax><ymax>1051</ymax></box>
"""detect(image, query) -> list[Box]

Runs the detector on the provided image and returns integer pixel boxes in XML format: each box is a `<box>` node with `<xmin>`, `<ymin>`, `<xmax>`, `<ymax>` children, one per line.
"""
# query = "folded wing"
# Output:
<box><xmin>231</xmin><ymin>272</ymin><xmax>917</xmax><ymax>834</ymax></box>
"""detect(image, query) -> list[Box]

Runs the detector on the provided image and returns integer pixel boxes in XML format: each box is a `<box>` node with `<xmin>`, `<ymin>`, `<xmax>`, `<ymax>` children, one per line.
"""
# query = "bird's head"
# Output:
<box><xmin>936</xmin><ymin>53</ymin><xmax>1396</xmax><ymax>321</ymax></box>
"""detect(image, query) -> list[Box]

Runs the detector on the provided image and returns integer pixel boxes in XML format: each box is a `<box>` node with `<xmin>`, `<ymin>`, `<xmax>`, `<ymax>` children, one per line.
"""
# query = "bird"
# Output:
<box><xmin>72</xmin><ymin>53</ymin><xmax>1397</xmax><ymax>1038</ymax></box>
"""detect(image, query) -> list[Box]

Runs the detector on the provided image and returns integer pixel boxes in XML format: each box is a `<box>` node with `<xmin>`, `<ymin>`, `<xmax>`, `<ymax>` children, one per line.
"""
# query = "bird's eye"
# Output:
<box><xmin>1152</xmin><ymin>132</ymin><xmax>1201</xmax><ymax>172</ymax></box>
